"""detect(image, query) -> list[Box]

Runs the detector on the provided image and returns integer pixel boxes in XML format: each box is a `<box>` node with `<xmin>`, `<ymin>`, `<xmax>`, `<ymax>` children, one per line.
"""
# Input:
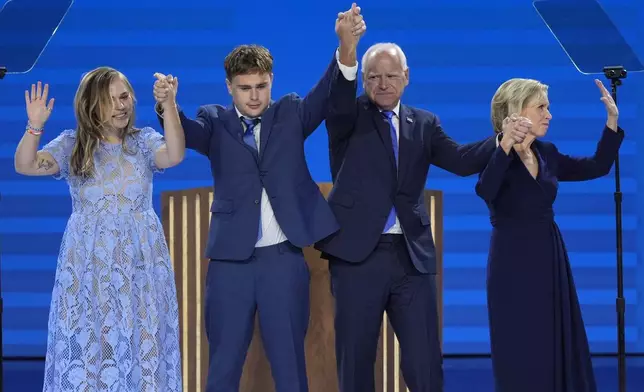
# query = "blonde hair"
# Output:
<box><xmin>70</xmin><ymin>66</ymin><xmax>137</xmax><ymax>177</ymax></box>
<box><xmin>490</xmin><ymin>78</ymin><xmax>549</xmax><ymax>134</ymax></box>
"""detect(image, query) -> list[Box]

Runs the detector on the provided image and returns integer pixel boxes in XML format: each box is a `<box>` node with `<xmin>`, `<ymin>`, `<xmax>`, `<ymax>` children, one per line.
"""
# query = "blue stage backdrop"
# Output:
<box><xmin>0</xmin><ymin>0</ymin><xmax>643</xmax><ymax>357</ymax></box>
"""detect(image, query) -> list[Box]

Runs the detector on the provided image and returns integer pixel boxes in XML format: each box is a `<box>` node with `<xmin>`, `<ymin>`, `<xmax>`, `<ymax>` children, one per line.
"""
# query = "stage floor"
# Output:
<box><xmin>5</xmin><ymin>356</ymin><xmax>643</xmax><ymax>391</ymax></box>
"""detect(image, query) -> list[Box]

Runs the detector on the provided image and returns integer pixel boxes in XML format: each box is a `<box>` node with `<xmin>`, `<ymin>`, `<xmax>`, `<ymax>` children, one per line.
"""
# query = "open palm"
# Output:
<box><xmin>25</xmin><ymin>81</ymin><xmax>55</xmax><ymax>128</ymax></box>
<box><xmin>595</xmin><ymin>79</ymin><xmax>618</xmax><ymax>118</ymax></box>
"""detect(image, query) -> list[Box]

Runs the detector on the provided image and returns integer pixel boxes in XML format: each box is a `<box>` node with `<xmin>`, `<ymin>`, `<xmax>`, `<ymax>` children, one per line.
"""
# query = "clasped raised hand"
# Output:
<box><xmin>336</xmin><ymin>3</ymin><xmax>367</xmax><ymax>49</ymax></box>
<box><xmin>500</xmin><ymin>113</ymin><xmax>532</xmax><ymax>150</ymax></box>
<box><xmin>153</xmin><ymin>73</ymin><xmax>179</xmax><ymax>108</ymax></box>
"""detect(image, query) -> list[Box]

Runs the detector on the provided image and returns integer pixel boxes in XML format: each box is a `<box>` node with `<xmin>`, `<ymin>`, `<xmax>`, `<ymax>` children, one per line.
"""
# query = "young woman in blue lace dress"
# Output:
<box><xmin>14</xmin><ymin>67</ymin><xmax>185</xmax><ymax>391</ymax></box>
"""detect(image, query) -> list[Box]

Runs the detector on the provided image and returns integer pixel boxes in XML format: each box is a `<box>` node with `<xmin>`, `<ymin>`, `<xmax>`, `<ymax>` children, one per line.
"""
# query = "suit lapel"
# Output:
<box><xmin>364</xmin><ymin>99</ymin><xmax>396</xmax><ymax>172</ymax></box>
<box><xmin>396</xmin><ymin>105</ymin><xmax>415</xmax><ymax>189</ymax></box>
<box><xmin>222</xmin><ymin>105</ymin><xmax>258</xmax><ymax>161</ymax></box>
<box><xmin>258</xmin><ymin>100</ymin><xmax>276</xmax><ymax>160</ymax></box>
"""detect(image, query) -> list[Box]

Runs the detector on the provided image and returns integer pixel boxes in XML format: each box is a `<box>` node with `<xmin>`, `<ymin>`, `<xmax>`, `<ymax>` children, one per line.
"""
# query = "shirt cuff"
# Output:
<box><xmin>335</xmin><ymin>48</ymin><xmax>358</xmax><ymax>81</ymax></box>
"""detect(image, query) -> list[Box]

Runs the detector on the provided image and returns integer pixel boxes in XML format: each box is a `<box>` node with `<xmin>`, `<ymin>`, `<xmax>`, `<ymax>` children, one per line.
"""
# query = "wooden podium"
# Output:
<box><xmin>161</xmin><ymin>183</ymin><xmax>443</xmax><ymax>392</ymax></box>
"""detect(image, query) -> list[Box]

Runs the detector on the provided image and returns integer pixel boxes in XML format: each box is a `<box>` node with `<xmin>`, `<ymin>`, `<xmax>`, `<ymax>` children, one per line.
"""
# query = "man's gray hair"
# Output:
<box><xmin>361</xmin><ymin>43</ymin><xmax>408</xmax><ymax>73</ymax></box>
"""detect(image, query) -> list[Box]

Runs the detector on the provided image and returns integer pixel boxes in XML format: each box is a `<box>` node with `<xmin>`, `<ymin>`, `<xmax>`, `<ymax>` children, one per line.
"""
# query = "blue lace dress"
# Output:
<box><xmin>40</xmin><ymin>127</ymin><xmax>182</xmax><ymax>392</ymax></box>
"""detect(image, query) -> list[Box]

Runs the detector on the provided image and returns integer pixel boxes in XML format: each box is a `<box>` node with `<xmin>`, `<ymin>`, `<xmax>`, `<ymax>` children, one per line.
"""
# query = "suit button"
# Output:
<box><xmin>254</xmin><ymin>200</ymin><xmax>260</xmax><ymax>204</ymax></box>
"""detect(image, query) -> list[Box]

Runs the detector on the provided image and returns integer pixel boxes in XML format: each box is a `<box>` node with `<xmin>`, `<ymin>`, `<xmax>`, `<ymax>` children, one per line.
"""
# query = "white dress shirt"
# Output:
<box><xmin>236</xmin><ymin>107</ymin><xmax>286</xmax><ymax>247</ymax></box>
<box><xmin>237</xmin><ymin>49</ymin><xmax>358</xmax><ymax>247</ymax></box>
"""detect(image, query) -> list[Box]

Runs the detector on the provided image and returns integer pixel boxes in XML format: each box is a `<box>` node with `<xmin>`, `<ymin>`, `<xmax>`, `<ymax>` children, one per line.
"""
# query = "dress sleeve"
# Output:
<box><xmin>41</xmin><ymin>129</ymin><xmax>76</xmax><ymax>180</ymax></box>
<box><xmin>138</xmin><ymin>126</ymin><xmax>166</xmax><ymax>173</ymax></box>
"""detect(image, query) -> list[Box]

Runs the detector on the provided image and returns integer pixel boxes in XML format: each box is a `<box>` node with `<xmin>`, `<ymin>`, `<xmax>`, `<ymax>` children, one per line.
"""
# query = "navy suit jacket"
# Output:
<box><xmin>315</xmin><ymin>72</ymin><xmax>498</xmax><ymax>274</ymax></box>
<box><xmin>158</xmin><ymin>53</ymin><xmax>342</xmax><ymax>261</ymax></box>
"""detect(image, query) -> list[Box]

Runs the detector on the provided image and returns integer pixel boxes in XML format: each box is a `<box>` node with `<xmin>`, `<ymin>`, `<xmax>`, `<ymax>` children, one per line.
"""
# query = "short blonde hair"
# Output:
<box><xmin>490</xmin><ymin>78</ymin><xmax>549</xmax><ymax>133</ymax></box>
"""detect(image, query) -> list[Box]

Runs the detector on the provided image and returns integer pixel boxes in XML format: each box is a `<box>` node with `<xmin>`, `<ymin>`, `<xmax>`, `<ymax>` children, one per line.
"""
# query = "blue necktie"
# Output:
<box><xmin>382</xmin><ymin>110</ymin><xmax>398</xmax><ymax>232</ymax></box>
<box><xmin>241</xmin><ymin>117</ymin><xmax>262</xmax><ymax>241</ymax></box>
<box><xmin>241</xmin><ymin>117</ymin><xmax>259</xmax><ymax>151</ymax></box>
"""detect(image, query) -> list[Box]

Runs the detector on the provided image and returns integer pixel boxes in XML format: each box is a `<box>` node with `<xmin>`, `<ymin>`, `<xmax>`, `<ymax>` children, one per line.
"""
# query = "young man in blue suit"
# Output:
<box><xmin>152</xmin><ymin>5</ymin><xmax>366</xmax><ymax>392</ymax></box>
<box><xmin>315</xmin><ymin>42</ymin><xmax>529</xmax><ymax>392</ymax></box>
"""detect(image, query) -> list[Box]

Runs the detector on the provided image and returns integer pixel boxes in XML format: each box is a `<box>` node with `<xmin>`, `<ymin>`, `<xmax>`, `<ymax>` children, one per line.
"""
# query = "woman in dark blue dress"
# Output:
<box><xmin>476</xmin><ymin>78</ymin><xmax>623</xmax><ymax>392</ymax></box>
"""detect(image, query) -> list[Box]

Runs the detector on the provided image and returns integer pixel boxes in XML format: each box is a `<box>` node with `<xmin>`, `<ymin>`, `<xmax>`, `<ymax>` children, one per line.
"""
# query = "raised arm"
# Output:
<box><xmin>298</xmin><ymin>3</ymin><xmax>365</xmax><ymax>138</ymax></box>
<box><xmin>151</xmin><ymin>73</ymin><xmax>185</xmax><ymax>168</ymax></box>
<box><xmin>430</xmin><ymin>112</ymin><xmax>531</xmax><ymax>177</ymax></box>
<box><xmin>15</xmin><ymin>133</ymin><xmax>61</xmax><ymax>176</ymax></box>
<box><xmin>14</xmin><ymin>82</ymin><xmax>61</xmax><ymax>176</ymax></box>
<box><xmin>555</xmin><ymin>126</ymin><xmax>624</xmax><ymax>182</ymax></box>
<box><xmin>325</xmin><ymin>3</ymin><xmax>364</xmax><ymax>144</ymax></box>
<box><xmin>154</xmin><ymin>74</ymin><xmax>213</xmax><ymax>157</ymax></box>
<box><xmin>428</xmin><ymin>116</ymin><xmax>497</xmax><ymax>177</ymax></box>
<box><xmin>556</xmin><ymin>79</ymin><xmax>624</xmax><ymax>181</ymax></box>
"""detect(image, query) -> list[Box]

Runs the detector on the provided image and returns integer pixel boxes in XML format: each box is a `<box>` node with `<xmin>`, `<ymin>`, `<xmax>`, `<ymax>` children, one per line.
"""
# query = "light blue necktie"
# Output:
<box><xmin>382</xmin><ymin>110</ymin><xmax>398</xmax><ymax>232</ymax></box>
<box><xmin>241</xmin><ymin>117</ymin><xmax>262</xmax><ymax>241</ymax></box>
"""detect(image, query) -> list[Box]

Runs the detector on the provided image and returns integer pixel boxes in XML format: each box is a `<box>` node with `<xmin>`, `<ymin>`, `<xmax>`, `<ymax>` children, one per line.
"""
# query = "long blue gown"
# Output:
<box><xmin>40</xmin><ymin>127</ymin><xmax>182</xmax><ymax>392</ymax></box>
<box><xmin>475</xmin><ymin>126</ymin><xmax>623</xmax><ymax>392</ymax></box>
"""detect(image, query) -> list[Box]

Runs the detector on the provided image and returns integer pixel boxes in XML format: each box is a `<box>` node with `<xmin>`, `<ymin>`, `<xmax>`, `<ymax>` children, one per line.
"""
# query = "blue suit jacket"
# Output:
<box><xmin>315</xmin><ymin>72</ymin><xmax>498</xmax><ymax>274</ymax></box>
<box><xmin>159</xmin><ymin>53</ymin><xmax>341</xmax><ymax>261</ymax></box>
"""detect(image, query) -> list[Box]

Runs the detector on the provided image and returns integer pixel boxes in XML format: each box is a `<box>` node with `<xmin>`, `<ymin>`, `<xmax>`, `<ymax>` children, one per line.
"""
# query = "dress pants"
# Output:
<box><xmin>329</xmin><ymin>234</ymin><xmax>443</xmax><ymax>392</ymax></box>
<box><xmin>204</xmin><ymin>241</ymin><xmax>310</xmax><ymax>392</ymax></box>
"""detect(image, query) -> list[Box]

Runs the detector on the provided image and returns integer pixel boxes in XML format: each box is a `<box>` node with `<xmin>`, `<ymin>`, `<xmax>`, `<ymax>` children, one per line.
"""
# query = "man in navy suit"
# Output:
<box><xmin>152</xmin><ymin>5</ymin><xmax>366</xmax><ymax>392</ymax></box>
<box><xmin>316</xmin><ymin>42</ymin><xmax>528</xmax><ymax>392</ymax></box>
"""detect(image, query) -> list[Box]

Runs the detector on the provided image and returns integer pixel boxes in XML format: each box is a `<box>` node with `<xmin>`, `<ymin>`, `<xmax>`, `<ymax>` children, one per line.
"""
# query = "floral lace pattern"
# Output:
<box><xmin>41</xmin><ymin>127</ymin><xmax>182</xmax><ymax>392</ymax></box>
